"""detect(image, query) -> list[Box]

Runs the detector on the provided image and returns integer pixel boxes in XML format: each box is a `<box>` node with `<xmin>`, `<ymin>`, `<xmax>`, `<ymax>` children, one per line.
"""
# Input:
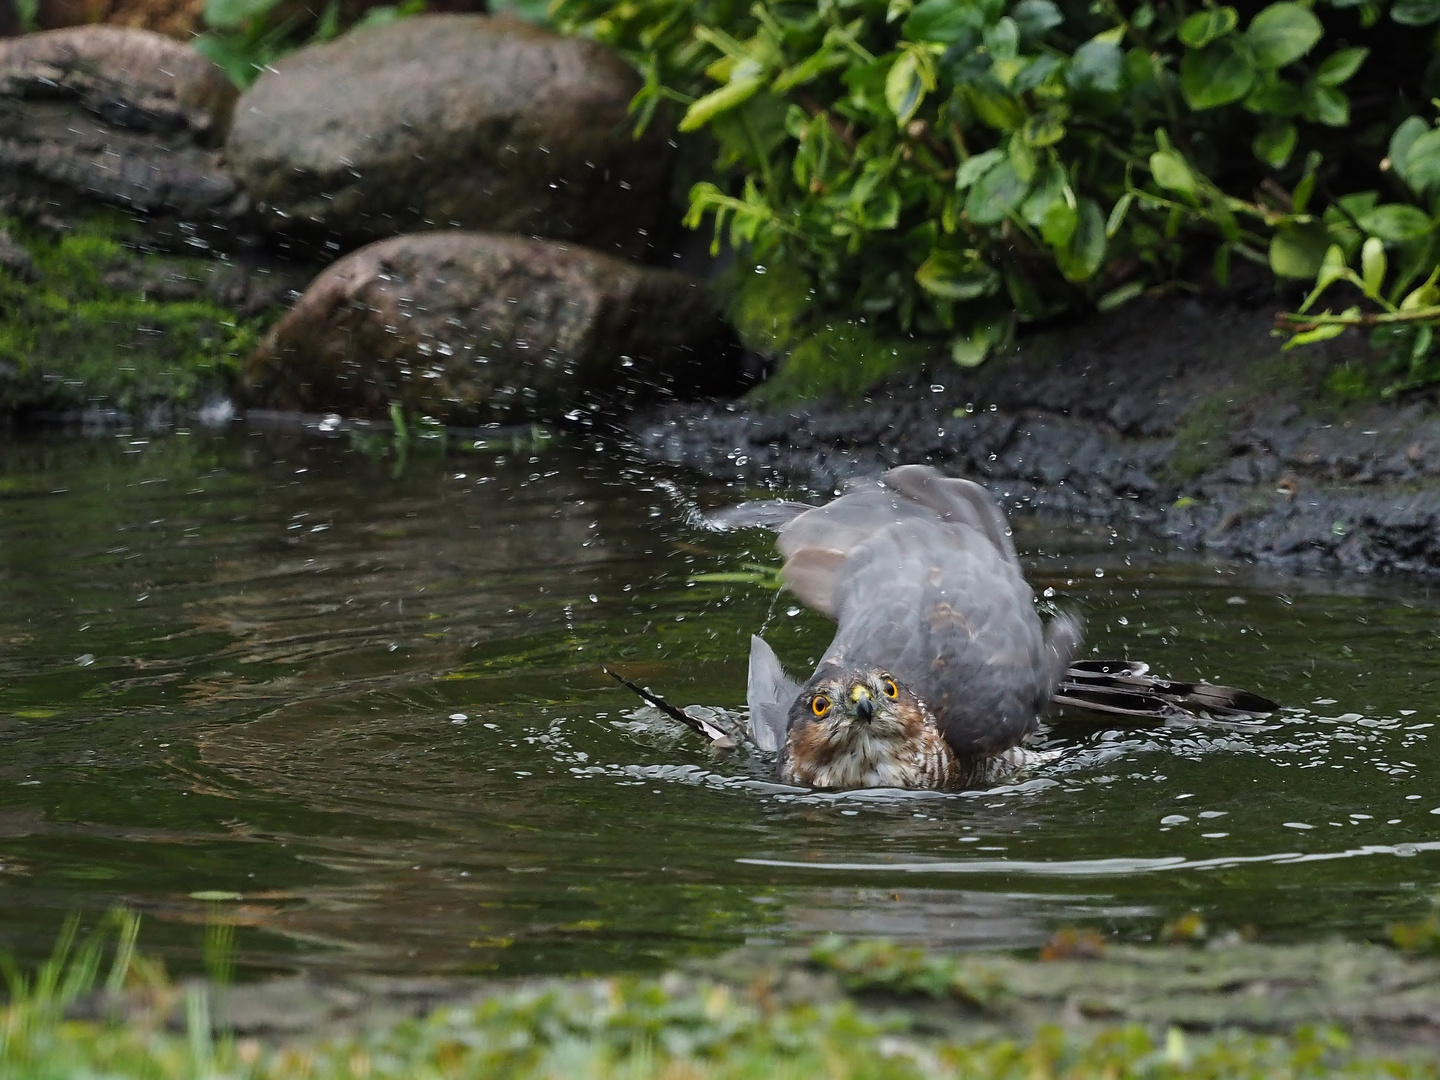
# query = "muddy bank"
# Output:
<box><xmin>79</xmin><ymin>938</ymin><xmax>1440</xmax><ymax>1057</ymax></box>
<box><xmin>629</xmin><ymin>297</ymin><xmax>1440</xmax><ymax>578</ymax></box>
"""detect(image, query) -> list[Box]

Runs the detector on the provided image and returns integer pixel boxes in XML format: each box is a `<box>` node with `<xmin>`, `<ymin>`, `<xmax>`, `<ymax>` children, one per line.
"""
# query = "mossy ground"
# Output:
<box><xmin>0</xmin><ymin>215</ymin><xmax>268</xmax><ymax>418</ymax></box>
<box><xmin>722</xmin><ymin>262</ymin><xmax>931</xmax><ymax>404</ymax></box>
<box><xmin>6</xmin><ymin>918</ymin><xmax>1440</xmax><ymax>1079</ymax></box>
<box><xmin>7</xmin><ymin>968</ymin><xmax>1435</xmax><ymax>1080</ymax></box>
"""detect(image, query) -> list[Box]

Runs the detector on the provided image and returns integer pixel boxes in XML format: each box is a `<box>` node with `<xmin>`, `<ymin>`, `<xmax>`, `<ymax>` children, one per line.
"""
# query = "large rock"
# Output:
<box><xmin>0</xmin><ymin>26</ymin><xmax>243</xmax><ymax>230</ymax></box>
<box><xmin>245</xmin><ymin>232</ymin><xmax>738</xmax><ymax>424</ymax></box>
<box><xmin>225</xmin><ymin>14</ymin><xmax>671</xmax><ymax>257</ymax></box>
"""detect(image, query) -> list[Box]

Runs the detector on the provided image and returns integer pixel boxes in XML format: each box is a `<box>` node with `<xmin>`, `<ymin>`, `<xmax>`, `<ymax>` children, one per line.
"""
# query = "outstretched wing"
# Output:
<box><xmin>716</xmin><ymin>466</ymin><xmax>1080</xmax><ymax>757</ymax></box>
<box><xmin>821</xmin><ymin>515</ymin><xmax>1059</xmax><ymax>757</ymax></box>
<box><xmin>772</xmin><ymin>466</ymin><xmax>1022</xmax><ymax>617</ymax></box>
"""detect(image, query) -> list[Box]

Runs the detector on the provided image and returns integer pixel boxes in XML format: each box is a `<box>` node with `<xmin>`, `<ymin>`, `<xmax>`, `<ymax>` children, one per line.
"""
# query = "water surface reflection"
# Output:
<box><xmin>0</xmin><ymin>428</ymin><xmax>1438</xmax><ymax>974</ymax></box>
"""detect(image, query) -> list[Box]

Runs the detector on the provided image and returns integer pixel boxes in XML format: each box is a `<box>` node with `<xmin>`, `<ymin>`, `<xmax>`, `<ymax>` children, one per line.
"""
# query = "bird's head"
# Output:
<box><xmin>785</xmin><ymin>666</ymin><xmax>929</xmax><ymax>756</ymax></box>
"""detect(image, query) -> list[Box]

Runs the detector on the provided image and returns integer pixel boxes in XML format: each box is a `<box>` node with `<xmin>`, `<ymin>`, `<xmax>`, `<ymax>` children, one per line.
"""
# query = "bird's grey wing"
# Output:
<box><xmin>704</xmin><ymin>500</ymin><xmax>817</xmax><ymax>531</ymax></box>
<box><xmin>746</xmin><ymin>634</ymin><xmax>798</xmax><ymax>752</ymax></box>
<box><xmin>772</xmin><ymin>469</ymin><xmax>1018</xmax><ymax>619</ymax></box>
<box><xmin>774</xmin><ymin>490</ymin><xmax>950</xmax><ymax>616</ymax></box>
<box><xmin>880</xmin><ymin>465</ymin><xmax>1019</xmax><ymax>566</ymax></box>
<box><xmin>823</xmin><ymin>517</ymin><xmax>1050</xmax><ymax>757</ymax></box>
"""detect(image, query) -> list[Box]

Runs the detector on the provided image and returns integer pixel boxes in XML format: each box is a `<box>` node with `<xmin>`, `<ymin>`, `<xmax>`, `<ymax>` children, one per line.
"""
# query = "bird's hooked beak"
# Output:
<box><xmin>850</xmin><ymin>684</ymin><xmax>874</xmax><ymax>723</ymax></box>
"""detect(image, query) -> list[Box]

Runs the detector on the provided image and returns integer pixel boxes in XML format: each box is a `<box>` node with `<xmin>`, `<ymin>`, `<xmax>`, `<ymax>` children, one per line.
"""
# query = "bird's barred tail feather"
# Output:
<box><xmin>1052</xmin><ymin>660</ymin><xmax>1278</xmax><ymax>720</ymax></box>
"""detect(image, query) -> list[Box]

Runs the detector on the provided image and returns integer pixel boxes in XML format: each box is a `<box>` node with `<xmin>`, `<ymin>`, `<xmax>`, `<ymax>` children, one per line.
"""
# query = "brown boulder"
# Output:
<box><xmin>245</xmin><ymin>232</ymin><xmax>737</xmax><ymax>424</ymax></box>
<box><xmin>34</xmin><ymin>0</ymin><xmax>205</xmax><ymax>39</ymax></box>
<box><xmin>0</xmin><ymin>26</ymin><xmax>242</xmax><ymax>226</ymax></box>
<box><xmin>225</xmin><ymin>14</ymin><xmax>671</xmax><ymax>257</ymax></box>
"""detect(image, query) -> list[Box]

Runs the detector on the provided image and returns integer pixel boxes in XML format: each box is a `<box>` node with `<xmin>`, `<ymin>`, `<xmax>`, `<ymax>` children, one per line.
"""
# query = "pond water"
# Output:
<box><xmin>1</xmin><ymin>425</ymin><xmax>1439</xmax><ymax>978</ymax></box>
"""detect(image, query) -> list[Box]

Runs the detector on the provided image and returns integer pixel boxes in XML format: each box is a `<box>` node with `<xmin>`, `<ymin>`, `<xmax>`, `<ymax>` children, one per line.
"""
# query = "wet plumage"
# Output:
<box><xmin>713</xmin><ymin>465</ymin><xmax>1081</xmax><ymax>791</ymax></box>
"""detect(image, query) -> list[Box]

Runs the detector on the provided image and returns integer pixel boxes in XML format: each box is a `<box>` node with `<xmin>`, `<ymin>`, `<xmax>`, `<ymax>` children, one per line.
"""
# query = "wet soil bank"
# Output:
<box><xmin>629</xmin><ymin>297</ymin><xmax>1440</xmax><ymax>578</ymax></box>
<box><xmin>99</xmin><ymin>940</ymin><xmax>1440</xmax><ymax>1056</ymax></box>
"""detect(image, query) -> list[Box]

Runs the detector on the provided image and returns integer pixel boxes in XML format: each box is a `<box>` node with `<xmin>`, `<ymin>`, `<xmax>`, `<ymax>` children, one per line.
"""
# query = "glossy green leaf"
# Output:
<box><xmin>680</xmin><ymin>70</ymin><xmax>766</xmax><ymax>131</ymax></box>
<box><xmin>1056</xmin><ymin>197</ymin><xmax>1106</xmax><ymax>281</ymax></box>
<box><xmin>1284</xmin><ymin>321</ymin><xmax>1347</xmax><ymax>348</ymax></box>
<box><xmin>1245</xmin><ymin>3</ymin><xmax>1322</xmax><ymax>68</ymax></box>
<box><xmin>1357</xmin><ymin>204</ymin><xmax>1434</xmax><ymax>242</ymax></box>
<box><xmin>1012</xmin><ymin>54</ymin><xmax>1062</xmax><ymax>93</ymax></box>
<box><xmin>1097</xmin><ymin>280</ymin><xmax>1145</xmax><ymax>310</ymax></box>
<box><xmin>1308</xmin><ymin>85</ymin><xmax>1349</xmax><ymax>127</ymax></box>
<box><xmin>886</xmin><ymin>49</ymin><xmax>928</xmax><ymax>123</ymax></box>
<box><xmin>1020</xmin><ymin>162</ymin><xmax>1075</xmax><ymax>245</ymax></box>
<box><xmin>1394</xmin><ymin>124</ymin><xmax>1440</xmax><ymax>197</ymax></box>
<box><xmin>1040</xmin><ymin>201</ymin><xmax>1079</xmax><ymax>248</ymax></box>
<box><xmin>1244</xmin><ymin>75</ymin><xmax>1305</xmax><ymax>116</ymax></box>
<box><xmin>1269</xmin><ymin>220</ymin><xmax>1330</xmax><ymax>278</ymax></box>
<box><xmin>956</xmin><ymin>148</ymin><xmax>1006</xmax><ymax>191</ymax></box>
<box><xmin>1178</xmin><ymin>6</ymin><xmax>1238</xmax><ymax>48</ymax></box>
<box><xmin>1008</xmin><ymin>133</ymin><xmax>1036</xmax><ymax>183</ymax></box>
<box><xmin>1314</xmin><ymin>46</ymin><xmax>1369</xmax><ymax>86</ymax></box>
<box><xmin>1296</xmin><ymin>246</ymin><xmax>1354</xmax><ymax>312</ymax></box>
<box><xmin>1021</xmin><ymin>109</ymin><xmax>1067</xmax><ymax>147</ymax></box>
<box><xmin>915</xmin><ymin>250</ymin><xmax>1002</xmax><ymax>299</ymax></box>
<box><xmin>1149</xmin><ymin>149</ymin><xmax>1196</xmax><ymax>197</ymax></box>
<box><xmin>965</xmin><ymin>159</ymin><xmax>1030</xmax><ymax>225</ymax></box>
<box><xmin>950</xmin><ymin>313</ymin><xmax>1012</xmax><ymax>366</ymax></box>
<box><xmin>1390</xmin><ymin>116</ymin><xmax>1429</xmax><ymax>171</ymax></box>
<box><xmin>1253</xmin><ymin>121</ymin><xmax>1297</xmax><ymax>168</ymax></box>
<box><xmin>1012</xmin><ymin>0</ymin><xmax>1063</xmax><ymax>39</ymax></box>
<box><xmin>1391</xmin><ymin>0</ymin><xmax>1440</xmax><ymax>25</ymax></box>
<box><xmin>986</xmin><ymin>17</ymin><xmax>1019</xmax><ymax>59</ymax></box>
<box><xmin>1400</xmin><ymin>265</ymin><xmax>1440</xmax><ymax>310</ymax></box>
<box><xmin>902</xmin><ymin>0</ymin><xmax>979</xmax><ymax>43</ymax></box>
<box><xmin>951</xmin><ymin>334</ymin><xmax>990</xmax><ymax>366</ymax></box>
<box><xmin>887</xmin><ymin>70</ymin><xmax>924</xmax><ymax>126</ymax></box>
<box><xmin>1106</xmin><ymin>191</ymin><xmax>1134</xmax><ymax>237</ymax></box>
<box><xmin>1360</xmin><ymin>236</ymin><xmax>1387</xmax><ymax>298</ymax></box>
<box><xmin>965</xmin><ymin>84</ymin><xmax>1027</xmax><ymax>130</ymax></box>
<box><xmin>1180</xmin><ymin>40</ymin><xmax>1255</xmax><ymax>109</ymax></box>
<box><xmin>1213</xmin><ymin>243</ymin><xmax>1232</xmax><ymax>286</ymax></box>
<box><xmin>1068</xmin><ymin>38</ymin><xmax>1124</xmax><ymax>93</ymax></box>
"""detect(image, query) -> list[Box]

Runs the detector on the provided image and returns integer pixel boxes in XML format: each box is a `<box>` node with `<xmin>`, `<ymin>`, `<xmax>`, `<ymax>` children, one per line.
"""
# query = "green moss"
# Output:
<box><xmin>809</xmin><ymin>935</ymin><xmax>1007</xmax><ymax>1008</ymax></box>
<box><xmin>5</xmin><ymin>918</ymin><xmax>1439</xmax><ymax>1079</ymax></box>
<box><xmin>721</xmin><ymin>259</ymin><xmax>930</xmax><ymax>404</ymax></box>
<box><xmin>0</xmin><ymin>215</ymin><xmax>270</xmax><ymax>417</ymax></box>
<box><xmin>1167</xmin><ymin>396</ymin><xmax>1234</xmax><ymax>482</ymax></box>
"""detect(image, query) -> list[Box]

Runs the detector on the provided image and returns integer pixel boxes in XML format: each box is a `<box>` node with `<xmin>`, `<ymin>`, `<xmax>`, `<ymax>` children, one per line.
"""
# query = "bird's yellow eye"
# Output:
<box><xmin>881</xmin><ymin>677</ymin><xmax>898</xmax><ymax>699</ymax></box>
<box><xmin>811</xmin><ymin>695</ymin><xmax>832</xmax><ymax>718</ymax></box>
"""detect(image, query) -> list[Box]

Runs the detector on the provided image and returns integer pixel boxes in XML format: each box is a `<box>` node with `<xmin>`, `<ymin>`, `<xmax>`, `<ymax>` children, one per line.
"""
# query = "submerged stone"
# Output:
<box><xmin>245</xmin><ymin>231</ymin><xmax>739</xmax><ymax>424</ymax></box>
<box><xmin>226</xmin><ymin>14</ymin><xmax>671</xmax><ymax>258</ymax></box>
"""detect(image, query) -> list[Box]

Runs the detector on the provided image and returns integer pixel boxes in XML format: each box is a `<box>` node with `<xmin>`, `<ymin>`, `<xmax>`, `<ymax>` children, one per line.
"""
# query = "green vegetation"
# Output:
<box><xmin>809</xmin><ymin>934</ymin><xmax>1008</xmax><ymax>1006</ymax></box>
<box><xmin>553</xmin><ymin>0</ymin><xmax>1440</xmax><ymax>397</ymax></box>
<box><xmin>193</xmin><ymin>0</ymin><xmax>551</xmax><ymax>88</ymax></box>
<box><xmin>0</xmin><ymin>217</ymin><xmax>265</xmax><ymax>417</ymax></box>
<box><xmin>194</xmin><ymin>0</ymin><xmax>430</xmax><ymax>88</ymax></box>
<box><xmin>4</xmin><ymin>915</ymin><xmax>1439</xmax><ymax>1080</ymax></box>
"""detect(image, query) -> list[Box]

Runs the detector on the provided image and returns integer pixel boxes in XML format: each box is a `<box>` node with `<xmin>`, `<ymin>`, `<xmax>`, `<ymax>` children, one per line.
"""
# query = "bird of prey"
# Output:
<box><xmin>692</xmin><ymin>465</ymin><xmax>1275</xmax><ymax>791</ymax></box>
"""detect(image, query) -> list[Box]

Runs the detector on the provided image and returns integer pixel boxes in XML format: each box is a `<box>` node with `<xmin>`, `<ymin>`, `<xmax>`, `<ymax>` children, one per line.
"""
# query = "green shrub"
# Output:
<box><xmin>193</xmin><ymin>0</ymin><xmax>430</xmax><ymax>87</ymax></box>
<box><xmin>554</xmin><ymin>0</ymin><xmax>1440</xmax><ymax>395</ymax></box>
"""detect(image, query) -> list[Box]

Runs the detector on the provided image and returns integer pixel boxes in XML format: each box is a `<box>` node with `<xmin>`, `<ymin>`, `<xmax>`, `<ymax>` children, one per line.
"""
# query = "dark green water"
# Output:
<box><xmin>1</xmin><ymin>427</ymin><xmax>1439</xmax><ymax>977</ymax></box>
